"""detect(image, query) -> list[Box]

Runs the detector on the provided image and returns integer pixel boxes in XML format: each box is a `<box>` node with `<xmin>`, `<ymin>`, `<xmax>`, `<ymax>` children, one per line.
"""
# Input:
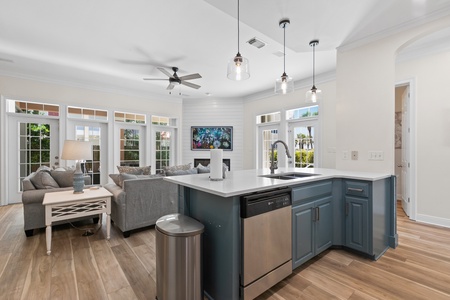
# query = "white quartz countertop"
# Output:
<box><xmin>164</xmin><ymin>168</ymin><xmax>392</xmax><ymax>198</ymax></box>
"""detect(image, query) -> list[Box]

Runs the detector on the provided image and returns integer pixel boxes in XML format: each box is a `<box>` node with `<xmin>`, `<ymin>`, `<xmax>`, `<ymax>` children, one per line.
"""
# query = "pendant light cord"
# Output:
<box><xmin>312</xmin><ymin>43</ymin><xmax>315</xmax><ymax>86</ymax></box>
<box><xmin>283</xmin><ymin>24</ymin><xmax>286</xmax><ymax>73</ymax></box>
<box><xmin>237</xmin><ymin>0</ymin><xmax>240</xmax><ymax>53</ymax></box>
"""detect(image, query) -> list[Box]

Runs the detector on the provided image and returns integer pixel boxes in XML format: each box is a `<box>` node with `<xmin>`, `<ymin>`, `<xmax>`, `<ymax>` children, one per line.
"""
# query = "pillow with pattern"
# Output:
<box><xmin>116</xmin><ymin>165</ymin><xmax>151</xmax><ymax>175</ymax></box>
<box><xmin>163</xmin><ymin>163</ymin><xmax>192</xmax><ymax>175</ymax></box>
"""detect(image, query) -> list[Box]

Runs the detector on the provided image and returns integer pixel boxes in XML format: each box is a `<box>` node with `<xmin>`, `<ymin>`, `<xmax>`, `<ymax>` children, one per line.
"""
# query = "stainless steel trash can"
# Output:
<box><xmin>155</xmin><ymin>213</ymin><xmax>204</xmax><ymax>300</ymax></box>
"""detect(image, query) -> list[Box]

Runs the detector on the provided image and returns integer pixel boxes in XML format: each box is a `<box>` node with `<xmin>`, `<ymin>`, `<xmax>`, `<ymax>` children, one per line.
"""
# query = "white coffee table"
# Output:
<box><xmin>43</xmin><ymin>187</ymin><xmax>112</xmax><ymax>255</ymax></box>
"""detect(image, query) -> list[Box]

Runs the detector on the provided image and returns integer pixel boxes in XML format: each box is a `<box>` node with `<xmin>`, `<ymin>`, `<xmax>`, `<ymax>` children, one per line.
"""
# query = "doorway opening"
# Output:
<box><xmin>395</xmin><ymin>81</ymin><xmax>415</xmax><ymax>219</ymax></box>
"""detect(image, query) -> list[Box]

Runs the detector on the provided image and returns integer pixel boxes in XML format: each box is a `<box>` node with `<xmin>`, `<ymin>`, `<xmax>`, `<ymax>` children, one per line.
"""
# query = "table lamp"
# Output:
<box><xmin>61</xmin><ymin>140</ymin><xmax>93</xmax><ymax>193</ymax></box>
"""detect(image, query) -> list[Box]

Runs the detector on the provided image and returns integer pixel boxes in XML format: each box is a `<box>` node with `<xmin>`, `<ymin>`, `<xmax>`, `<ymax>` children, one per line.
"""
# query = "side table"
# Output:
<box><xmin>43</xmin><ymin>187</ymin><xmax>112</xmax><ymax>255</ymax></box>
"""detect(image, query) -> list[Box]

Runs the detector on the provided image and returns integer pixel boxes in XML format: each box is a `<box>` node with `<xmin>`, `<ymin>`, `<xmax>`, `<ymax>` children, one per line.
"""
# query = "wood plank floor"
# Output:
<box><xmin>0</xmin><ymin>202</ymin><xmax>449</xmax><ymax>299</ymax></box>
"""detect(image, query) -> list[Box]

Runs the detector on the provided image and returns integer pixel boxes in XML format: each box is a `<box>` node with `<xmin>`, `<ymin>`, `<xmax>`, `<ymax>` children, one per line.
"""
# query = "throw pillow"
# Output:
<box><xmin>22</xmin><ymin>173</ymin><xmax>37</xmax><ymax>190</ymax></box>
<box><xmin>197</xmin><ymin>163</ymin><xmax>211</xmax><ymax>174</ymax></box>
<box><xmin>30</xmin><ymin>171</ymin><xmax>60</xmax><ymax>189</ymax></box>
<box><xmin>51</xmin><ymin>169</ymin><xmax>75</xmax><ymax>187</ymax></box>
<box><xmin>116</xmin><ymin>165</ymin><xmax>151</xmax><ymax>175</ymax></box>
<box><xmin>109</xmin><ymin>174</ymin><xmax>121</xmax><ymax>186</ymax></box>
<box><xmin>163</xmin><ymin>163</ymin><xmax>192</xmax><ymax>175</ymax></box>
<box><xmin>165</xmin><ymin>168</ymin><xmax>198</xmax><ymax>176</ymax></box>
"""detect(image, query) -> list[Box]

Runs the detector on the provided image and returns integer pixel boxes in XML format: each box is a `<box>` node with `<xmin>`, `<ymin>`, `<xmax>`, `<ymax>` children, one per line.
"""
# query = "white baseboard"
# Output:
<box><xmin>415</xmin><ymin>214</ymin><xmax>450</xmax><ymax>229</ymax></box>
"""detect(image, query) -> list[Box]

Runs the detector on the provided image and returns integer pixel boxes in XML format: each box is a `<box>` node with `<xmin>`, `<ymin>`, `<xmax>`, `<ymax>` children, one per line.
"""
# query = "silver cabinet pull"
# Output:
<box><xmin>347</xmin><ymin>187</ymin><xmax>364</xmax><ymax>192</ymax></box>
<box><xmin>346</xmin><ymin>203</ymin><xmax>349</xmax><ymax>216</ymax></box>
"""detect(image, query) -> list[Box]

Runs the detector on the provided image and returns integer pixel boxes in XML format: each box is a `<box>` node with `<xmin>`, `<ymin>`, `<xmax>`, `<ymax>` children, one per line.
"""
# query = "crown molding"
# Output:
<box><xmin>338</xmin><ymin>5</ymin><xmax>450</xmax><ymax>52</ymax></box>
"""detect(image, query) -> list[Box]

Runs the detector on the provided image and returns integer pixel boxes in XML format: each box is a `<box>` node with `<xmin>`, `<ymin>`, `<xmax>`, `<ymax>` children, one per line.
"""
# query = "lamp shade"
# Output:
<box><xmin>305</xmin><ymin>86</ymin><xmax>322</xmax><ymax>103</ymax></box>
<box><xmin>227</xmin><ymin>53</ymin><xmax>250</xmax><ymax>80</ymax></box>
<box><xmin>275</xmin><ymin>72</ymin><xmax>294</xmax><ymax>94</ymax></box>
<box><xmin>61</xmin><ymin>140</ymin><xmax>93</xmax><ymax>161</ymax></box>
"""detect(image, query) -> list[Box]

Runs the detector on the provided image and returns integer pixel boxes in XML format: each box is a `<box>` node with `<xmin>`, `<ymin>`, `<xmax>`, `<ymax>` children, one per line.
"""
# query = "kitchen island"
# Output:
<box><xmin>164</xmin><ymin>168</ymin><xmax>397</xmax><ymax>300</ymax></box>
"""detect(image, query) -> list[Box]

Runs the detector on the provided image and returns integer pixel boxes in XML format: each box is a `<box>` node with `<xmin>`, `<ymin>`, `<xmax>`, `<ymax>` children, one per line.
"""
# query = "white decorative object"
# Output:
<box><xmin>210</xmin><ymin>149</ymin><xmax>223</xmax><ymax>181</ymax></box>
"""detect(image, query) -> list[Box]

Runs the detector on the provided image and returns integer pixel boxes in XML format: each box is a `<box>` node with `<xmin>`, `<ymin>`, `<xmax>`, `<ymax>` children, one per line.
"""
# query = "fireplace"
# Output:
<box><xmin>194</xmin><ymin>158</ymin><xmax>231</xmax><ymax>171</ymax></box>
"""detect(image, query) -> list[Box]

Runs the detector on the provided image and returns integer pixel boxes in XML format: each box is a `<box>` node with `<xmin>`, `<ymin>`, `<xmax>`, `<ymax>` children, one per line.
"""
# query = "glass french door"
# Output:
<box><xmin>67</xmin><ymin>121</ymin><xmax>107</xmax><ymax>185</ymax></box>
<box><xmin>288</xmin><ymin>120</ymin><xmax>318</xmax><ymax>168</ymax></box>
<box><xmin>258</xmin><ymin>125</ymin><xmax>279</xmax><ymax>169</ymax></box>
<box><xmin>153</xmin><ymin>126</ymin><xmax>176</xmax><ymax>174</ymax></box>
<box><xmin>8</xmin><ymin>117</ymin><xmax>59</xmax><ymax>203</ymax></box>
<box><xmin>116</xmin><ymin>124</ymin><xmax>145</xmax><ymax>167</ymax></box>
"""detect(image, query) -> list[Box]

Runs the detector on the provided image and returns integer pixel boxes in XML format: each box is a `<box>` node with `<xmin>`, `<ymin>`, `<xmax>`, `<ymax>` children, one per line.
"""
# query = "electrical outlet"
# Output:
<box><xmin>343</xmin><ymin>151</ymin><xmax>349</xmax><ymax>160</ymax></box>
<box><xmin>351</xmin><ymin>151</ymin><xmax>358</xmax><ymax>160</ymax></box>
<box><xmin>369</xmin><ymin>151</ymin><xmax>384</xmax><ymax>161</ymax></box>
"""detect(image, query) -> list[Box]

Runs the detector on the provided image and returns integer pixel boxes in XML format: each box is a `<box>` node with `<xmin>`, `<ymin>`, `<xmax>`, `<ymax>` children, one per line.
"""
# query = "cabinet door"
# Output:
<box><xmin>345</xmin><ymin>196</ymin><xmax>369</xmax><ymax>253</ymax></box>
<box><xmin>315</xmin><ymin>196</ymin><xmax>333</xmax><ymax>254</ymax></box>
<box><xmin>292</xmin><ymin>202</ymin><xmax>315</xmax><ymax>269</ymax></box>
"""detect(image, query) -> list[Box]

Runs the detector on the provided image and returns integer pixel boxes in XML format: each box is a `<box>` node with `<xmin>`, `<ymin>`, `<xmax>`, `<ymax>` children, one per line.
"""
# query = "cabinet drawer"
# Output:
<box><xmin>344</xmin><ymin>181</ymin><xmax>369</xmax><ymax>198</ymax></box>
<box><xmin>292</xmin><ymin>180</ymin><xmax>332</xmax><ymax>205</ymax></box>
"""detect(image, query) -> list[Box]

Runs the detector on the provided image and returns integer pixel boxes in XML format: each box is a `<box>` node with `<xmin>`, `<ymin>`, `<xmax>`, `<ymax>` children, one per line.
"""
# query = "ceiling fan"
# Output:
<box><xmin>144</xmin><ymin>67</ymin><xmax>202</xmax><ymax>90</ymax></box>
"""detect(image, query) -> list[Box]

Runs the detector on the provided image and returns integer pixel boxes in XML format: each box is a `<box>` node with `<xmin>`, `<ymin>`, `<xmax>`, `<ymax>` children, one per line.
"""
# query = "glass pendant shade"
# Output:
<box><xmin>306</xmin><ymin>85</ymin><xmax>322</xmax><ymax>103</ymax></box>
<box><xmin>227</xmin><ymin>52</ymin><xmax>250</xmax><ymax>80</ymax></box>
<box><xmin>227</xmin><ymin>0</ymin><xmax>249</xmax><ymax>81</ymax></box>
<box><xmin>275</xmin><ymin>19</ymin><xmax>293</xmax><ymax>94</ymax></box>
<box><xmin>275</xmin><ymin>72</ymin><xmax>294</xmax><ymax>94</ymax></box>
<box><xmin>306</xmin><ymin>40</ymin><xmax>322</xmax><ymax>103</ymax></box>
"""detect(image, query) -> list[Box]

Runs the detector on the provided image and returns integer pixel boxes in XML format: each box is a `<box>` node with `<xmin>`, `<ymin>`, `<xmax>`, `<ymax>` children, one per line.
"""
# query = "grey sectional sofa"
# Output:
<box><xmin>104</xmin><ymin>175</ymin><xmax>178</xmax><ymax>237</ymax></box>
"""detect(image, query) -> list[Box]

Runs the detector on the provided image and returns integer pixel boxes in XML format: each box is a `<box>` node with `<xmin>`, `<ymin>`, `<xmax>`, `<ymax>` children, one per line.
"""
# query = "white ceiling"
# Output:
<box><xmin>1</xmin><ymin>0</ymin><xmax>450</xmax><ymax>99</ymax></box>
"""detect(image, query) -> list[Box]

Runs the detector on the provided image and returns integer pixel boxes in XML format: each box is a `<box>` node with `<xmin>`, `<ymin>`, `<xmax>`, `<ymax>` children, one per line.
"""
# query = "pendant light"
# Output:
<box><xmin>306</xmin><ymin>40</ymin><xmax>322</xmax><ymax>103</ymax></box>
<box><xmin>227</xmin><ymin>0</ymin><xmax>250</xmax><ymax>81</ymax></box>
<box><xmin>275</xmin><ymin>19</ymin><xmax>294</xmax><ymax>94</ymax></box>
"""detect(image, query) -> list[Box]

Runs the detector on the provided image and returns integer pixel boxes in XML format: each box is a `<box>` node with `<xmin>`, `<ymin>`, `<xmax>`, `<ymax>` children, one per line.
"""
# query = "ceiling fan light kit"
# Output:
<box><xmin>275</xmin><ymin>19</ymin><xmax>294</xmax><ymax>95</ymax></box>
<box><xmin>227</xmin><ymin>0</ymin><xmax>250</xmax><ymax>81</ymax></box>
<box><xmin>306</xmin><ymin>40</ymin><xmax>322</xmax><ymax>103</ymax></box>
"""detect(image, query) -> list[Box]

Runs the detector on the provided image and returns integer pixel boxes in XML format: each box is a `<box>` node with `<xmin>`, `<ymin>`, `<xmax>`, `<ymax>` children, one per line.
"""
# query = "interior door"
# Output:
<box><xmin>401</xmin><ymin>86</ymin><xmax>411</xmax><ymax>216</ymax></box>
<box><xmin>7</xmin><ymin>116</ymin><xmax>59</xmax><ymax>204</ymax></box>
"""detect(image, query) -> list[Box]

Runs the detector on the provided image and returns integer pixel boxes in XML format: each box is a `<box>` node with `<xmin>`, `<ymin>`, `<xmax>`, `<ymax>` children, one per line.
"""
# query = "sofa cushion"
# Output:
<box><xmin>115</xmin><ymin>173</ymin><xmax>164</xmax><ymax>187</ymax></box>
<box><xmin>30</xmin><ymin>171</ymin><xmax>59</xmax><ymax>189</ymax></box>
<box><xmin>117</xmin><ymin>165</ymin><xmax>151</xmax><ymax>175</ymax></box>
<box><xmin>50</xmin><ymin>169</ymin><xmax>75</xmax><ymax>187</ymax></box>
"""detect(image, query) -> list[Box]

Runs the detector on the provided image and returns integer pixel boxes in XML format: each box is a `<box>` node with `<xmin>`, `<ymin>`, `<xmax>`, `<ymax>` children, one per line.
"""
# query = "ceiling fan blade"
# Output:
<box><xmin>166</xmin><ymin>83</ymin><xmax>175</xmax><ymax>90</ymax></box>
<box><xmin>143</xmin><ymin>78</ymin><xmax>167</xmax><ymax>81</ymax></box>
<box><xmin>158</xmin><ymin>67</ymin><xmax>173</xmax><ymax>78</ymax></box>
<box><xmin>181</xmin><ymin>81</ymin><xmax>201</xmax><ymax>89</ymax></box>
<box><xmin>0</xmin><ymin>58</ymin><xmax>13</xmax><ymax>63</ymax></box>
<box><xmin>179</xmin><ymin>73</ymin><xmax>202</xmax><ymax>81</ymax></box>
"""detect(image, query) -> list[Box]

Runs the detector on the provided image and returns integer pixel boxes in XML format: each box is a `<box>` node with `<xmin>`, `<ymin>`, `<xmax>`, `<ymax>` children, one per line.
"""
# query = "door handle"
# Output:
<box><xmin>347</xmin><ymin>188</ymin><xmax>364</xmax><ymax>192</ymax></box>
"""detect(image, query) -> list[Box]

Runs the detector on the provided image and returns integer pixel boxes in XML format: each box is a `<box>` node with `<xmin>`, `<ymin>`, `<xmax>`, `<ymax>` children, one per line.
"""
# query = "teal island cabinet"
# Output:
<box><xmin>164</xmin><ymin>168</ymin><xmax>397</xmax><ymax>300</ymax></box>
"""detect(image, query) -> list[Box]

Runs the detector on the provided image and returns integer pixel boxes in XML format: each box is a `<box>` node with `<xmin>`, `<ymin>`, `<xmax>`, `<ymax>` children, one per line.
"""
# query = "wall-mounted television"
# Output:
<box><xmin>191</xmin><ymin>126</ymin><xmax>233</xmax><ymax>151</ymax></box>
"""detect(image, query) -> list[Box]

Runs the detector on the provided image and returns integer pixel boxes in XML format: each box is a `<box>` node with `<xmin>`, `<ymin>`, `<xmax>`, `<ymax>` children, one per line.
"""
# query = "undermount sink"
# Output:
<box><xmin>260</xmin><ymin>172</ymin><xmax>320</xmax><ymax>180</ymax></box>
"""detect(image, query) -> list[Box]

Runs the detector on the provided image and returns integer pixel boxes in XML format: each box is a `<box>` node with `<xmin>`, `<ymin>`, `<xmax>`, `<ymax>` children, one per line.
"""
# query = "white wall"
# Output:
<box><xmin>336</xmin><ymin>15</ymin><xmax>450</xmax><ymax>227</ymax></box>
<box><xmin>182</xmin><ymin>97</ymin><xmax>244</xmax><ymax>170</ymax></box>
<box><xmin>396</xmin><ymin>50</ymin><xmax>450</xmax><ymax>226</ymax></box>
<box><xmin>243</xmin><ymin>80</ymin><xmax>337</xmax><ymax>170</ymax></box>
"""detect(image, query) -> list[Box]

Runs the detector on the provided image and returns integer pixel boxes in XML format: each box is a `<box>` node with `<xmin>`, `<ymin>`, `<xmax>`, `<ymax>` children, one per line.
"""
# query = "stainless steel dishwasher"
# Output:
<box><xmin>240</xmin><ymin>187</ymin><xmax>292</xmax><ymax>299</ymax></box>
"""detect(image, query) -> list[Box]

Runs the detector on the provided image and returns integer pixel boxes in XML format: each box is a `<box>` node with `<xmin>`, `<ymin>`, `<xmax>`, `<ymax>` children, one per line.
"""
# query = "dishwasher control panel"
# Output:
<box><xmin>240</xmin><ymin>187</ymin><xmax>291</xmax><ymax>218</ymax></box>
